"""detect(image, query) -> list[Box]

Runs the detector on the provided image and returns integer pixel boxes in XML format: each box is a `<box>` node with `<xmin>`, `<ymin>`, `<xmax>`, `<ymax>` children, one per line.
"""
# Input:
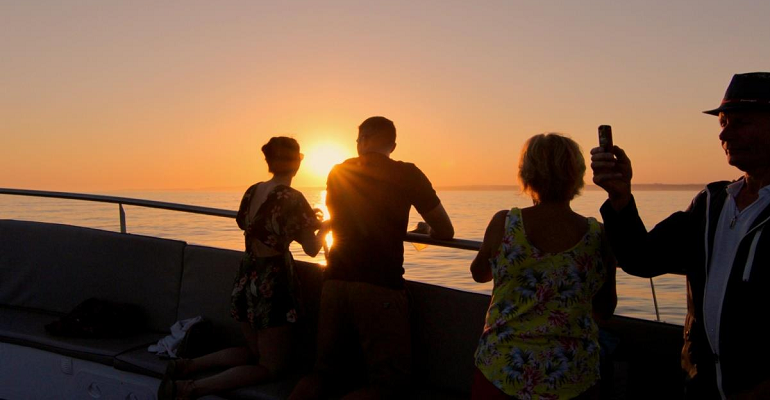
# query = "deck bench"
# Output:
<box><xmin>0</xmin><ymin>219</ymin><xmax>479</xmax><ymax>399</ymax></box>
<box><xmin>0</xmin><ymin>218</ymin><xmax>685</xmax><ymax>399</ymax></box>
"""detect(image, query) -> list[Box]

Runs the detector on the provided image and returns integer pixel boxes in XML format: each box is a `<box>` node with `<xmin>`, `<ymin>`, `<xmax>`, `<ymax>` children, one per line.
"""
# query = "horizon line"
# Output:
<box><xmin>13</xmin><ymin>183</ymin><xmax>706</xmax><ymax>193</ymax></box>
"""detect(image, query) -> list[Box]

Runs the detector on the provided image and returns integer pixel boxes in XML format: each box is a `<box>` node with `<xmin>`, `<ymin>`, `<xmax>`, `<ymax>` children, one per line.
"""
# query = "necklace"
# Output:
<box><xmin>729</xmin><ymin>199</ymin><xmax>743</xmax><ymax>229</ymax></box>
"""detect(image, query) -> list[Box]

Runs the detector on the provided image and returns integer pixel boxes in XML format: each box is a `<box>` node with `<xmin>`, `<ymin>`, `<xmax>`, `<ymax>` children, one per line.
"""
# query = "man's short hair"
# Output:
<box><xmin>518</xmin><ymin>133</ymin><xmax>586</xmax><ymax>203</ymax></box>
<box><xmin>359</xmin><ymin>116</ymin><xmax>397</xmax><ymax>145</ymax></box>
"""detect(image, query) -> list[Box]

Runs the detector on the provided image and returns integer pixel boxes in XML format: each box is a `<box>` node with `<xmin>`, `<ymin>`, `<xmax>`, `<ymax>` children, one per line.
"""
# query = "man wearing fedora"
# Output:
<box><xmin>591</xmin><ymin>72</ymin><xmax>770</xmax><ymax>399</ymax></box>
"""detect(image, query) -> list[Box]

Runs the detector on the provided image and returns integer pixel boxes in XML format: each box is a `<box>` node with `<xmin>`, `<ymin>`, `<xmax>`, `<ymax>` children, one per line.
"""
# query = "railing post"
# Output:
<box><xmin>650</xmin><ymin>277</ymin><xmax>661</xmax><ymax>322</ymax></box>
<box><xmin>119</xmin><ymin>204</ymin><xmax>126</xmax><ymax>234</ymax></box>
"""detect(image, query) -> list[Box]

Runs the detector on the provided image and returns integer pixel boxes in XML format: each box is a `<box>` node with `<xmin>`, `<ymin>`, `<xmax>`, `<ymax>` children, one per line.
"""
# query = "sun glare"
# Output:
<box><xmin>312</xmin><ymin>189</ymin><xmax>333</xmax><ymax>266</ymax></box>
<box><xmin>303</xmin><ymin>142</ymin><xmax>351</xmax><ymax>179</ymax></box>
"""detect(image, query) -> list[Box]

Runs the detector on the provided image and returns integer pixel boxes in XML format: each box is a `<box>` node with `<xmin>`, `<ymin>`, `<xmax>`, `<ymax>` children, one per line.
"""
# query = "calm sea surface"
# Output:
<box><xmin>0</xmin><ymin>188</ymin><xmax>699</xmax><ymax>324</ymax></box>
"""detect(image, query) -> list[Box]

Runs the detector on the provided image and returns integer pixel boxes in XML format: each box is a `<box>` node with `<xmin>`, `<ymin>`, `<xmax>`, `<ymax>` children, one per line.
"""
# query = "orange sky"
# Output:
<box><xmin>2</xmin><ymin>1</ymin><xmax>769</xmax><ymax>192</ymax></box>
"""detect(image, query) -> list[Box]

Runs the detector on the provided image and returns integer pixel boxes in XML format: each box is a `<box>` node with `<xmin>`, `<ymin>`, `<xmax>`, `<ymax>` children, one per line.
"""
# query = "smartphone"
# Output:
<box><xmin>598</xmin><ymin>125</ymin><xmax>613</xmax><ymax>151</ymax></box>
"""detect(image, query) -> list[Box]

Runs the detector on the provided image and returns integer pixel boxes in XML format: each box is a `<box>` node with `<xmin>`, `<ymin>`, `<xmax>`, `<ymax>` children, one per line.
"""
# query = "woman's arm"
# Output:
<box><xmin>298</xmin><ymin>219</ymin><xmax>330</xmax><ymax>258</ymax></box>
<box><xmin>470</xmin><ymin>210</ymin><xmax>507</xmax><ymax>283</ymax></box>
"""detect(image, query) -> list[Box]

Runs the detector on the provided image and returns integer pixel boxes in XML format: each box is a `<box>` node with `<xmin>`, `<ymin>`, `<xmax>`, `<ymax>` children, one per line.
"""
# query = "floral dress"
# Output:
<box><xmin>474</xmin><ymin>208</ymin><xmax>607</xmax><ymax>400</ymax></box>
<box><xmin>230</xmin><ymin>184</ymin><xmax>320</xmax><ymax>329</ymax></box>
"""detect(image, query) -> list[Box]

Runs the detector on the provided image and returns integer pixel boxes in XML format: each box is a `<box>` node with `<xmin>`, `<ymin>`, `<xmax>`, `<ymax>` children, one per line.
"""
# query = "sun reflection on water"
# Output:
<box><xmin>314</xmin><ymin>189</ymin><xmax>332</xmax><ymax>266</ymax></box>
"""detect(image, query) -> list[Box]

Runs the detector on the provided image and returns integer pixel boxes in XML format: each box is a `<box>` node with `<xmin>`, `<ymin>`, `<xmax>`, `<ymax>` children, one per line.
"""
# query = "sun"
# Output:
<box><xmin>302</xmin><ymin>142</ymin><xmax>352</xmax><ymax>179</ymax></box>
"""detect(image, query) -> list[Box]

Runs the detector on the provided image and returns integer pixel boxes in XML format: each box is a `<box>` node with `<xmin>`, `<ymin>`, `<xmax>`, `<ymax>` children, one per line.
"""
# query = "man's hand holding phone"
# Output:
<box><xmin>591</xmin><ymin>125</ymin><xmax>633</xmax><ymax>211</ymax></box>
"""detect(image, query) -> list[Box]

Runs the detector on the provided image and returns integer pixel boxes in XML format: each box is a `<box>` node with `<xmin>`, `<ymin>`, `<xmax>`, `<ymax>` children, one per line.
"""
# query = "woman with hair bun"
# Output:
<box><xmin>160</xmin><ymin>136</ymin><xmax>329</xmax><ymax>399</ymax></box>
<box><xmin>470</xmin><ymin>133</ymin><xmax>617</xmax><ymax>400</ymax></box>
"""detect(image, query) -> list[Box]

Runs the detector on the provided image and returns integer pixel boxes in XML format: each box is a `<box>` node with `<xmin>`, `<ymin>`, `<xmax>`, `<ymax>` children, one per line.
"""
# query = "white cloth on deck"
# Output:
<box><xmin>147</xmin><ymin>316</ymin><xmax>203</xmax><ymax>358</ymax></box>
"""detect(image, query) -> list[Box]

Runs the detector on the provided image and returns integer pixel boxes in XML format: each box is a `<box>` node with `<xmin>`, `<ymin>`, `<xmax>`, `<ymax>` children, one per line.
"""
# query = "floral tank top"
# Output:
<box><xmin>474</xmin><ymin>208</ymin><xmax>607</xmax><ymax>399</ymax></box>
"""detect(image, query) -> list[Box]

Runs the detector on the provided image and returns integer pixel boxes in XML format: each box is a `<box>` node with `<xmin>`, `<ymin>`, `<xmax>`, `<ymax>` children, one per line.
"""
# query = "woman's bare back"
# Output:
<box><xmin>520</xmin><ymin>204</ymin><xmax>588</xmax><ymax>254</ymax></box>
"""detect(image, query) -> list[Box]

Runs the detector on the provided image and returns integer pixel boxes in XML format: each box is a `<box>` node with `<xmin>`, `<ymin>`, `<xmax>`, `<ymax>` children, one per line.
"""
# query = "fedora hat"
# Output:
<box><xmin>704</xmin><ymin>72</ymin><xmax>770</xmax><ymax>115</ymax></box>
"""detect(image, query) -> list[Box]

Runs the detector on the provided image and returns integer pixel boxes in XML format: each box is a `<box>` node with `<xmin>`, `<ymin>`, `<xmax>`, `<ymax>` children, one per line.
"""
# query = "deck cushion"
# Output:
<box><xmin>0</xmin><ymin>306</ymin><xmax>164</xmax><ymax>366</ymax></box>
<box><xmin>113</xmin><ymin>346</ymin><xmax>170</xmax><ymax>378</ymax></box>
<box><xmin>0</xmin><ymin>219</ymin><xmax>186</xmax><ymax>332</ymax></box>
<box><xmin>177</xmin><ymin>245</ymin><xmax>245</xmax><ymax>347</ymax></box>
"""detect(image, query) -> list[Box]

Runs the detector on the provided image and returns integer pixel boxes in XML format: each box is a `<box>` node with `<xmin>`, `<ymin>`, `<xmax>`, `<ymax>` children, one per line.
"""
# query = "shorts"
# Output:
<box><xmin>314</xmin><ymin>279</ymin><xmax>411</xmax><ymax>390</ymax></box>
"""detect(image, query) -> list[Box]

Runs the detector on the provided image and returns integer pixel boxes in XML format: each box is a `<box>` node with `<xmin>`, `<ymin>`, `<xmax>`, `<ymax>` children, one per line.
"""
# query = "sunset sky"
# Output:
<box><xmin>2</xmin><ymin>1</ymin><xmax>769</xmax><ymax>192</ymax></box>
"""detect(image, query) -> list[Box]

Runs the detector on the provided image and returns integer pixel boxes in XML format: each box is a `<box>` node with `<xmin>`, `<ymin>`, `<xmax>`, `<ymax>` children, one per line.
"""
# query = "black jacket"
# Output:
<box><xmin>600</xmin><ymin>180</ymin><xmax>770</xmax><ymax>398</ymax></box>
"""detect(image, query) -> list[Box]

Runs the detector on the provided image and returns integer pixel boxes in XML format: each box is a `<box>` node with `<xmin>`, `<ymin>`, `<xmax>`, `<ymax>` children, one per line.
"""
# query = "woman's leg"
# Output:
<box><xmin>255</xmin><ymin>323</ymin><xmax>294</xmax><ymax>378</ymax></box>
<box><xmin>177</xmin><ymin>346</ymin><xmax>255</xmax><ymax>377</ymax></box>
<box><xmin>183</xmin><ymin>323</ymin><xmax>293</xmax><ymax>398</ymax></box>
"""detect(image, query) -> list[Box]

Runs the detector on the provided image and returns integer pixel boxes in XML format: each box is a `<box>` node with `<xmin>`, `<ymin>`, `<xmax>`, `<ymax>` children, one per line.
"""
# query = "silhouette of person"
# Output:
<box><xmin>159</xmin><ymin>137</ymin><xmax>329</xmax><ymax>399</ymax></box>
<box><xmin>290</xmin><ymin>116</ymin><xmax>454</xmax><ymax>399</ymax></box>
<box><xmin>471</xmin><ymin>133</ymin><xmax>617</xmax><ymax>399</ymax></box>
<box><xmin>591</xmin><ymin>72</ymin><xmax>770</xmax><ymax>399</ymax></box>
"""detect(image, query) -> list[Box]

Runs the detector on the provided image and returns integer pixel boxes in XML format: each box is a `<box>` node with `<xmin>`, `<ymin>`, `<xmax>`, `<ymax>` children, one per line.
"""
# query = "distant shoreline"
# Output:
<box><xmin>74</xmin><ymin>183</ymin><xmax>706</xmax><ymax>193</ymax></box>
<box><xmin>431</xmin><ymin>184</ymin><xmax>705</xmax><ymax>192</ymax></box>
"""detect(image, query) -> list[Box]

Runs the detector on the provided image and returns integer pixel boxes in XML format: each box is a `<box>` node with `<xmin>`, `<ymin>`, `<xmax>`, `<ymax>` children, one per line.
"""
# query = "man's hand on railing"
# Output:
<box><xmin>409</xmin><ymin>222</ymin><xmax>431</xmax><ymax>235</ymax></box>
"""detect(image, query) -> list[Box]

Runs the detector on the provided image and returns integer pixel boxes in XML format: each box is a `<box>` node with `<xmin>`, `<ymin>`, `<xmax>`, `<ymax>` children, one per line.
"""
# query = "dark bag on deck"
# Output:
<box><xmin>45</xmin><ymin>297</ymin><xmax>145</xmax><ymax>338</ymax></box>
<box><xmin>176</xmin><ymin>318</ymin><xmax>214</xmax><ymax>358</ymax></box>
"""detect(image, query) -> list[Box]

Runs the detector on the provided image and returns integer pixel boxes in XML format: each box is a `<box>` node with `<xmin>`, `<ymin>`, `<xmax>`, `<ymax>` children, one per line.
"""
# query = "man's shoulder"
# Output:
<box><xmin>705</xmin><ymin>179</ymin><xmax>735</xmax><ymax>192</ymax></box>
<box><xmin>392</xmin><ymin>158</ymin><xmax>418</xmax><ymax>166</ymax></box>
<box><xmin>333</xmin><ymin>155</ymin><xmax>421</xmax><ymax>173</ymax></box>
<box><xmin>389</xmin><ymin>158</ymin><xmax>421</xmax><ymax>171</ymax></box>
<box><xmin>681</xmin><ymin>180</ymin><xmax>735</xmax><ymax>215</ymax></box>
<box><xmin>328</xmin><ymin>157</ymin><xmax>358</xmax><ymax>174</ymax></box>
<box><xmin>701</xmin><ymin>179</ymin><xmax>738</xmax><ymax>202</ymax></box>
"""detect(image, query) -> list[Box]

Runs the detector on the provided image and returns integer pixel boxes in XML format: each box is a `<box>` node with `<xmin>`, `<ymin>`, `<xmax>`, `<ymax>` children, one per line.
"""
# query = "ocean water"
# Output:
<box><xmin>0</xmin><ymin>188</ymin><xmax>699</xmax><ymax>324</ymax></box>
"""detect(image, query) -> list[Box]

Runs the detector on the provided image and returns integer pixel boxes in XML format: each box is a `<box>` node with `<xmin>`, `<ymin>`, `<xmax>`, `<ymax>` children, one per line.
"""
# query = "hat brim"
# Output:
<box><xmin>703</xmin><ymin>102</ymin><xmax>770</xmax><ymax>116</ymax></box>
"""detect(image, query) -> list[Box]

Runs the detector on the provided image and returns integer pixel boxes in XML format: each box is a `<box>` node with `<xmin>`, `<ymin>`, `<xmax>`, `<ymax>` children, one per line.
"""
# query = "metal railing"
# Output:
<box><xmin>0</xmin><ymin>188</ymin><xmax>236</xmax><ymax>234</ymax></box>
<box><xmin>0</xmin><ymin>187</ymin><xmax>662</xmax><ymax>321</ymax></box>
<box><xmin>0</xmin><ymin>188</ymin><xmax>479</xmax><ymax>250</ymax></box>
